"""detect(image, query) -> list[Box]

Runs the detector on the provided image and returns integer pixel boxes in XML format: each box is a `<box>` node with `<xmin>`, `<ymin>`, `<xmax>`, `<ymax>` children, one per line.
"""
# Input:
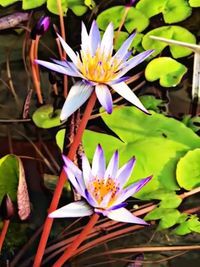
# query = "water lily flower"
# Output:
<box><xmin>49</xmin><ymin>144</ymin><xmax>152</xmax><ymax>224</ymax></box>
<box><xmin>36</xmin><ymin>21</ymin><xmax>154</xmax><ymax>121</ymax></box>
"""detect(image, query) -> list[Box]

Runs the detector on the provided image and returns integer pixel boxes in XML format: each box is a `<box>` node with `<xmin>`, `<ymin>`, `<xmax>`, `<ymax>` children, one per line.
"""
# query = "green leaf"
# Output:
<box><xmin>142</xmin><ymin>26</ymin><xmax>196</xmax><ymax>58</ymax></box>
<box><xmin>176</xmin><ymin>148</ymin><xmax>200</xmax><ymax>190</ymax></box>
<box><xmin>47</xmin><ymin>0</ymin><xmax>88</xmax><ymax>16</ymax></box>
<box><xmin>145</xmin><ymin>57</ymin><xmax>187</xmax><ymax>87</ymax></box>
<box><xmin>136</xmin><ymin>0</ymin><xmax>192</xmax><ymax>23</ymax></box>
<box><xmin>82</xmin><ymin>107</ymin><xmax>200</xmax><ymax>199</ymax></box>
<box><xmin>32</xmin><ymin>105</ymin><xmax>61</xmax><ymax>129</ymax></box>
<box><xmin>0</xmin><ymin>0</ymin><xmax>18</xmax><ymax>6</ymax></box>
<box><xmin>97</xmin><ymin>6</ymin><xmax>149</xmax><ymax>33</ymax></box>
<box><xmin>189</xmin><ymin>0</ymin><xmax>200</xmax><ymax>7</ymax></box>
<box><xmin>158</xmin><ymin>209</ymin><xmax>181</xmax><ymax>229</ymax></box>
<box><xmin>56</xmin><ymin>129</ymin><xmax>65</xmax><ymax>151</ymax></box>
<box><xmin>139</xmin><ymin>95</ymin><xmax>166</xmax><ymax>113</ymax></box>
<box><xmin>182</xmin><ymin>115</ymin><xmax>200</xmax><ymax>132</ymax></box>
<box><xmin>114</xmin><ymin>32</ymin><xmax>144</xmax><ymax>53</ymax></box>
<box><xmin>159</xmin><ymin>194</ymin><xmax>182</xmax><ymax>208</ymax></box>
<box><xmin>22</xmin><ymin>0</ymin><xmax>46</xmax><ymax>9</ymax></box>
<box><xmin>173</xmin><ymin>215</ymin><xmax>200</xmax><ymax>235</ymax></box>
<box><xmin>0</xmin><ymin>155</ymin><xmax>19</xmax><ymax>203</ymax></box>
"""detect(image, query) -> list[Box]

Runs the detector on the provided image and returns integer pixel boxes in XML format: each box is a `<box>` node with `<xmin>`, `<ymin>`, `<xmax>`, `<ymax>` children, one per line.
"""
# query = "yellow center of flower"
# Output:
<box><xmin>88</xmin><ymin>177</ymin><xmax>120</xmax><ymax>207</ymax></box>
<box><xmin>77</xmin><ymin>48</ymin><xmax>121</xmax><ymax>83</ymax></box>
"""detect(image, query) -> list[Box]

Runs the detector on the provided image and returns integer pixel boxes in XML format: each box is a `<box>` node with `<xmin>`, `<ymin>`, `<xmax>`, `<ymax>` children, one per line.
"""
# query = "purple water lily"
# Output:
<box><xmin>49</xmin><ymin>145</ymin><xmax>152</xmax><ymax>224</ymax></box>
<box><xmin>35</xmin><ymin>21</ymin><xmax>153</xmax><ymax>121</ymax></box>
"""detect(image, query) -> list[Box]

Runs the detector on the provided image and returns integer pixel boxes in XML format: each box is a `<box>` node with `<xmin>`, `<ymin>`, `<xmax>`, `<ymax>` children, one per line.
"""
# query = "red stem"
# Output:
<box><xmin>33</xmin><ymin>92</ymin><xmax>96</xmax><ymax>267</ymax></box>
<box><xmin>0</xmin><ymin>220</ymin><xmax>10</xmax><ymax>252</ymax></box>
<box><xmin>53</xmin><ymin>213</ymin><xmax>99</xmax><ymax>267</ymax></box>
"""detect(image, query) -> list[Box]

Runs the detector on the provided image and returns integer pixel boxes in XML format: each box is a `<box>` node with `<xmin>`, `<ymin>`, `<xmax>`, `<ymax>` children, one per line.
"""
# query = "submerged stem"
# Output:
<box><xmin>53</xmin><ymin>213</ymin><xmax>99</xmax><ymax>267</ymax></box>
<box><xmin>33</xmin><ymin>91</ymin><xmax>96</xmax><ymax>267</ymax></box>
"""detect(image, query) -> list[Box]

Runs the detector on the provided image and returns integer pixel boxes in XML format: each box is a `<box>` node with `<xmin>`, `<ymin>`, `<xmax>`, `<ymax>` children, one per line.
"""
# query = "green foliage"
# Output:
<box><xmin>32</xmin><ymin>105</ymin><xmax>62</xmax><ymax>129</ymax></box>
<box><xmin>136</xmin><ymin>0</ymin><xmax>192</xmax><ymax>23</ymax></box>
<box><xmin>82</xmin><ymin>107</ymin><xmax>200</xmax><ymax>199</ymax></box>
<box><xmin>144</xmin><ymin>207</ymin><xmax>181</xmax><ymax>229</ymax></box>
<box><xmin>142</xmin><ymin>26</ymin><xmax>196</xmax><ymax>58</ymax></box>
<box><xmin>176</xmin><ymin>148</ymin><xmax>200</xmax><ymax>190</ymax></box>
<box><xmin>173</xmin><ymin>215</ymin><xmax>200</xmax><ymax>235</ymax></box>
<box><xmin>139</xmin><ymin>95</ymin><xmax>166</xmax><ymax>113</ymax></box>
<box><xmin>0</xmin><ymin>155</ymin><xmax>19</xmax><ymax>203</ymax></box>
<box><xmin>97</xmin><ymin>6</ymin><xmax>149</xmax><ymax>33</ymax></box>
<box><xmin>145</xmin><ymin>57</ymin><xmax>187</xmax><ymax>87</ymax></box>
<box><xmin>189</xmin><ymin>0</ymin><xmax>200</xmax><ymax>7</ymax></box>
<box><xmin>0</xmin><ymin>0</ymin><xmax>95</xmax><ymax>16</ymax></box>
<box><xmin>182</xmin><ymin>115</ymin><xmax>200</xmax><ymax>132</ymax></box>
<box><xmin>113</xmin><ymin>32</ymin><xmax>144</xmax><ymax>53</ymax></box>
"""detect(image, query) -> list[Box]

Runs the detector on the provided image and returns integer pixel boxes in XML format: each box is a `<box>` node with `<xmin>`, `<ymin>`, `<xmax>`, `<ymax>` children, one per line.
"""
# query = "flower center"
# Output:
<box><xmin>77</xmin><ymin>48</ymin><xmax>121</xmax><ymax>83</ymax></box>
<box><xmin>88</xmin><ymin>176</ymin><xmax>120</xmax><ymax>207</ymax></box>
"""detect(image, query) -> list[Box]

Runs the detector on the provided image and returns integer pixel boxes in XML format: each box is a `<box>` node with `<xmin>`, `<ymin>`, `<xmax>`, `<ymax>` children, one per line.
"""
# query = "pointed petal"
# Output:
<box><xmin>114</xmin><ymin>176</ymin><xmax>152</xmax><ymax>206</ymax></box>
<box><xmin>100</xmin><ymin>191</ymin><xmax>112</xmax><ymax>208</ymax></box>
<box><xmin>117</xmin><ymin>49</ymin><xmax>154</xmax><ymax>77</ymax></box>
<box><xmin>62</xmin><ymin>155</ymin><xmax>82</xmax><ymax>179</ymax></box>
<box><xmin>116</xmin><ymin>157</ymin><xmax>136</xmax><ymax>188</ymax></box>
<box><xmin>82</xmin><ymin>153</ymin><xmax>93</xmax><ymax>186</ymax></box>
<box><xmin>85</xmin><ymin>189</ymin><xmax>97</xmax><ymax>207</ymax></box>
<box><xmin>111</xmin><ymin>82</ymin><xmax>149</xmax><ymax>114</ymax></box>
<box><xmin>95</xmin><ymin>84</ymin><xmax>113</xmax><ymax>114</ymax></box>
<box><xmin>107</xmin><ymin>207</ymin><xmax>148</xmax><ymax>225</ymax></box>
<box><xmin>100</xmin><ymin>23</ymin><xmax>114</xmax><ymax>57</ymax></box>
<box><xmin>62</xmin><ymin>156</ymin><xmax>86</xmax><ymax>195</ymax></box>
<box><xmin>104</xmin><ymin>150</ymin><xmax>118</xmax><ymax>180</ymax></box>
<box><xmin>51</xmin><ymin>59</ymin><xmax>84</xmax><ymax>78</ymax></box>
<box><xmin>113</xmin><ymin>32</ymin><xmax>136</xmax><ymax>62</ymax></box>
<box><xmin>107</xmin><ymin>76</ymin><xmax>129</xmax><ymax>85</ymax></box>
<box><xmin>81</xmin><ymin>22</ymin><xmax>89</xmax><ymax>53</ymax></box>
<box><xmin>92</xmin><ymin>144</ymin><xmax>105</xmax><ymax>178</ymax></box>
<box><xmin>89</xmin><ymin>21</ymin><xmax>101</xmax><ymax>56</ymax></box>
<box><xmin>35</xmin><ymin>59</ymin><xmax>81</xmax><ymax>77</ymax></box>
<box><xmin>57</xmin><ymin>33</ymin><xmax>78</xmax><ymax>64</ymax></box>
<box><xmin>48</xmin><ymin>201</ymin><xmax>93</xmax><ymax>218</ymax></box>
<box><xmin>63</xmin><ymin>166</ymin><xmax>84</xmax><ymax>196</ymax></box>
<box><xmin>60</xmin><ymin>82</ymin><xmax>93</xmax><ymax>121</ymax></box>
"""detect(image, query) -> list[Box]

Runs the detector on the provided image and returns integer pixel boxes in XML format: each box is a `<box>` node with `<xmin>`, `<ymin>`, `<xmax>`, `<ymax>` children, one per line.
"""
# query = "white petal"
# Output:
<box><xmin>35</xmin><ymin>60</ymin><xmax>81</xmax><ymax>77</ymax></box>
<box><xmin>100</xmin><ymin>23</ymin><xmax>114</xmax><ymax>57</ymax></box>
<box><xmin>60</xmin><ymin>82</ymin><xmax>94</xmax><ymax>121</ymax></box>
<box><xmin>92</xmin><ymin>144</ymin><xmax>105</xmax><ymax>178</ymax></box>
<box><xmin>63</xmin><ymin>166</ymin><xmax>84</xmax><ymax>196</ymax></box>
<box><xmin>48</xmin><ymin>201</ymin><xmax>93</xmax><ymax>218</ymax></box>
<box><xmin>57</xmin><ymin>33</ymin><xmax>78</xmax><ymax>65</ymax></box>
<box><xmin>107</xmin><ymin>207</ymin><xmax>148</xmax><ymax>225</ymax></box>
<box><xmin>81</xmin><ymin>22</ymin><xmax>89</xmax><ymax>53</ymax></box>
<box><xmin>95</xmin><ymin>84</ymin><xmax>113</xmax><ymax>114</ymax></box>
<box><xmin>89</xmin><ymin>21</ymin><xmax>101</xmax><ymax>56</ymax></box>
<box><xmin>111</xmin><ymin>82</ymin><xmax>149</xmax><ymax>114</ymax></box>
<box><xmin>104</xmin><ymin>150</ymin><xmax>118</xmax><ymax>180</ymax></box>
<box><xmin>82</xmin><ymin>153</ymin><xmax>93</xmax><ymax>186</ymax></box>
<box><xmin>112</xmin><ymin>32</ymin><xmax>136</xmax><ymax>62</ymax></box>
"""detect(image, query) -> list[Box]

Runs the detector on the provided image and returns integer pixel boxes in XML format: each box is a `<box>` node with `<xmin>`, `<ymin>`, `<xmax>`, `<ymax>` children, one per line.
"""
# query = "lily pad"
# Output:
<box><xmin>136</xmin><ymin>0</ymin><xmax>192</xmax><ymax>23</ymax></box>
<box><xmin>82</xmin><ymin>107</ymin><xmax>200</xmax><ymax>199</ymax></box>
<box><xmin>0</xmin><ymin>155</ymin><xmax>18</xmax><ymax>203</ymax></box>
<box><xmin>139</xmin><ymin>95</ymin><xmax>166</xmax><ymax>113</ymax></box>
<box><xmin>32</xmin><ymin>104</ymin><xmax>61</xmax><ymax>129</ymax></box>
<box><xmin>97</xmin><ymin>6</ymin><xmax>149</xmax><ymax>33</ymax></box>
<box><xmin>145</xmin><ymin>57</ymin><xmax>187</xmax><ymax>87</ymax></box>
<box><xmin>114</xmin><ymin>31</ymin><xmax>144</xmax><ymax>53</ymax></box>
<box><xmin>189</xmin><ymin>0</ymin><xmax>200</xmax><ymax>7</ymax></box>
<box><xmin>142</xmin><ymin>26</ymin><xmax>196</xmax><ymax>58</ymax></box>
<box><xmin>176</xmin><ymin>148</ymin><xmax>200</xmax><ymax>190</ymax></box>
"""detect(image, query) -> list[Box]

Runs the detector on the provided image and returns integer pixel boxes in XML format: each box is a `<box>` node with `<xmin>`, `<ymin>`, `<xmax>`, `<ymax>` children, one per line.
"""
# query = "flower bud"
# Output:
<box><xmin>31</xmin><ymin>16</ymin><xmax>50</xmax><ymax>39</ymax></box>
<box><xmin>0</xmin><ymin>194</ymin><xmax>15</xmax><ymax>220</ymax></box>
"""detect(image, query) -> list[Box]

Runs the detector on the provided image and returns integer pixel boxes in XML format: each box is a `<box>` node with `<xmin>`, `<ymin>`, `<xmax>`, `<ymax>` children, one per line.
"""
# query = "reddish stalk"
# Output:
<box><xmin>52</xmin><ymin>213</ymin><xmax>99</xmax><ymax>267</ymax></box>
<box><xmin>30</xmin><ymin>40</ymin><xmax>43</xmax><ymax>104</ymax></box>
<box><xmin>33</xmin><ymin>92</ymin><xmax>96</xmax><ymax>267</ymax></box>
<box><xmin>0</xmin><ymin>220</ymin><xmax>10</xmax><ymax>252</ymax></box>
